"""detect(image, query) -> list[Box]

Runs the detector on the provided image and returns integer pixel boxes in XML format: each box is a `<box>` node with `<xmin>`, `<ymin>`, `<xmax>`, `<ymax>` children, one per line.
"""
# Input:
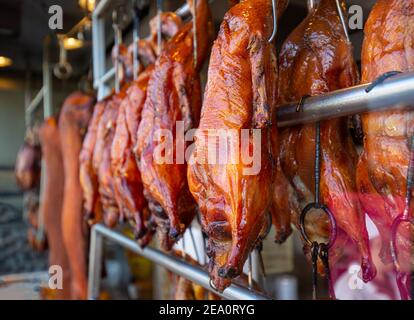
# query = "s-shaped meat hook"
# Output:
<box><xmin>298</xmin><ymin>109</ymin><xmax>338</xmax><ymax>300</ymax></box>
<box><xmin>268</xmin><ymin>0</ymin><xmax>278</xmax><ymax>43</ymax></box>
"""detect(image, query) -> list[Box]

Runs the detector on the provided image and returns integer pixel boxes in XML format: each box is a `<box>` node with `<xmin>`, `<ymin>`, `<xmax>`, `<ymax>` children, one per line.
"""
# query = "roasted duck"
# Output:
<box><xmin>81</xmin><ymin>37</ymin><xmax>133</xmax><ymax>228</ymax></box>
<box><xmin>275</xmin><ymin>0</ymin><xmax>376</xmax><ymax>282</ymax></box>
<box><xmin>356</xmin><ymin>0</ymin><xmax>414</xmax><ymax>298</ymax></box>
<box><xmin>111</xmin><ymin>13</ymin><xmax>182</xmax><ymax>246</ymax></box>
<box><xmin>187</xmin><ymin>0</ymin><xmax>288</xmax><ymax>291</ymax></box>
<box><xmin>136</xmin><ymin>0</ymin><xmax>213</xmax><ymax>250</ymax></box>
<box><xmin>15</xmin><ymin>134</ymin><xmax>41</xmax><ymax>192</ymax></box>
<box><xmin>94</xmin><ymin>88</ymin><xmax>129</xmax><ymax>227</ymax></box>
<box><xmin>80</xmin><ymin>100</ymin><xmax>106</xmax><ymax>224</ymax></box>
<box><xmin>39</xmin><ymin>117</ymin><xmax>71</xmax><ymax>299</ymax></box>
<box><xmin>59</xmin><ymin>92</ymin><xmax>95</xmax><ymax>300</ymax></box>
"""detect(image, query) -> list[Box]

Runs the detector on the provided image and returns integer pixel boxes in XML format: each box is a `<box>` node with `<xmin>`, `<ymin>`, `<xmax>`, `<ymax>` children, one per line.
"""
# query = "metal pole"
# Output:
<box><xmin>92</xmin><ymin>9</ymin><xmax>109</xmax><ymax>100</ymax></box>
<box><xmin>87</xmin><ymin>225</ymin><xmax>104</xmax><ymax>300</ymax></box>
<box><xmin>25</xmin><ymin>87</ymin><xmax>45</xmax><ymax>123</ymax></box>
<box><xmin>42</xmin><ymin>36</ymin><xmax>53</xmax><ymax>118</ymax></box>
<box><xmin>276</xmin><ymin>72</ymin><xmax>414</xmax><ymax>128</ymax></box>
<box><xmin>90</xmin><ymin>224</ymin><xmax>271</xmax><ymax>300</ymax></box>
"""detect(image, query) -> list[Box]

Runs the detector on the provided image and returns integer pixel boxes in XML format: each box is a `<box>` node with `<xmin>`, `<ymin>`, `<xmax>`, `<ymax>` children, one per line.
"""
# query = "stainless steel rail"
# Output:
<box><xmin>276</xmin><ymin>71</ymin><xmax>414</xmax><ymax>128</ymax></box>
<box><xmin>87</xmin><ymin>223</ymin><xmax>271</xmax><ymax>300</ymax></box>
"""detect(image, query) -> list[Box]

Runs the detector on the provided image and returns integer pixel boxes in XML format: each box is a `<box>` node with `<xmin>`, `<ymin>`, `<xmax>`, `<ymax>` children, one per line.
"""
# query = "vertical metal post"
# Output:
<box><xmin>42</xmin><ymin>36</ymin><xmax>53</xmax><ymax>118</ymax></box>
<box><xmin>92</xmin><ymin>11</ymin><xmax>109</xmax><ymax>100</ymax></box>
<box><xmin>24</xmin><ymin>60</ymin><xmax>32</xmax><ymax>128</ymax></box>
<box><xmin>87</xmin><ymin>225</ymin><xmax>104</xmax><ymax>300</ymax></box>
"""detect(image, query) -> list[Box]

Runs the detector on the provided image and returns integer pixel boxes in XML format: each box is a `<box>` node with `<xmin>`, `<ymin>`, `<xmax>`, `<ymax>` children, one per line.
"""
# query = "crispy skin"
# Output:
<box><xmin>94</xmin><ymin>87</ymin><xmax>129</xmax><ymax>227</ymax></box>
<box><xmin>39</xmin><ymin>117</ymin><xmax>71</xmax><ymax>299</ymax></box>
<box><xmin>187</xmin><ymin>0</ymin><xmax>288</xmax><ymax>291</ymax></box>
<box><xmin>356</xmin><ymin>0</ymin><xmax>414</xmax><ymax>295</ymax></box>
<box><xmin>80</xmin><ymin>101</ymin><xmax>106</xmax><ymax>224</ymax></box>
<box><xmin>111</xmin><ymin>16</ymin><xmax>183</xmax><ymax>246</ymax></box>
<box><xmin>59</xmin><ymin>92</ymin><xmax>95</xmax><ymax>300</ymax></box>
<box><xmin>276</xmin><ymin>0</ymin><xmax>376</xmax><ymax>282</ymax></box>
<box><xmin>136</xmin><ymin>0</ymin><xmax>213</xmax><ymax>250</ymax></box>
<box><xmin>111</xmin><ymin>66</ymin><xmax>153</xmax><ymax>244</ymax></box>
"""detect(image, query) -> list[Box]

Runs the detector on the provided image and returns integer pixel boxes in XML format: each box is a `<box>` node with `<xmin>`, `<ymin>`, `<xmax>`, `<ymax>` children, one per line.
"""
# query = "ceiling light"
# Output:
<box><xmin>0</xmin><ymin>56</ymin><xmax>12</xmax><ymax>68</ymax></box>
<box><xmin>78</xmin><ymin>0</ymin><xmax>95</xmax><ymax>12</ymax></box>
<box><xmin>63</xmin><ymin>37</ymin><xmax>84</xmax><ymax>50</ymax></box>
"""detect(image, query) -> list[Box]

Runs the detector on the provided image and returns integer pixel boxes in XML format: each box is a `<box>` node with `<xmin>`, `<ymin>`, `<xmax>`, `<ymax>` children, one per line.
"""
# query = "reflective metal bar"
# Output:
<box><xmin>94</xmin><ymin>67</ymin><xmax>115</xmax><ymax>89</ymax></box>
<box><xmin>93</xmin><ymin>0</ymin><xmax>113</xmax><ymax>18</ymax></box>
<box><xmin>276</xmin><ymin>72</ymin><xmax>414</xmax><ymax>128</ymax></box>
<box><xmin>88</xmin><ymin>224</ymin><xmax>271</xmax><ymax>300</ymax></box>
<box><xmin>87</xmin><ymin>225</ymin><xmax>104</xmax><ymax>300</ymax></box>
<box><xmin>176</xmin><ymin>3</ymin><xmax>190</xmax><ymax>17</ymax></box>
<box><xmin>25</xmin><ymin>87</ymin><xmax>44</xmax><ymax>118</ymax></box>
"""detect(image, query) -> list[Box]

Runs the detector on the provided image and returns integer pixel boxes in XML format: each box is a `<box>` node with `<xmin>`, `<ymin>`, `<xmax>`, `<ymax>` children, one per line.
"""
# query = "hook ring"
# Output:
<box><xmin>300</xmin><ymin>202</ymin><xmax>337</xmax><ymax>249</ymax></box>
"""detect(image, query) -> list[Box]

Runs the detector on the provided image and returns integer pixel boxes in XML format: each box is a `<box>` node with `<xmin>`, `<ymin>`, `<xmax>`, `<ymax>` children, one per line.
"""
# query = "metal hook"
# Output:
<box><xmin>209</xmin><ymin>278</ymin><xmax>219</xmax><ymax>292</ymax></box>
<box><xmin>296</xmin><ymin>95</ymin><xmax>311</xmax><ymax>112</ymax></box>
<box><xmin>192</xmin><ymin>0</ymin><xmax>198</xmax><ymax>70</ymax></box>
<box><xmin>335</xmin><ymin>0</ymin><xmax>350</xmax><ymax>43</ymax></box>
<box><xmin>54</xmin><ymin>36</ymin><xmax>73</xmax><ymax>80</ymax></box>
<box><xmin>268</xmin><ymin>0</ymin><xmax>278</xmax><ymax>43</ymax></box>
<box><xmin>156</xmin><ymin>0</ymin><xmax>163</xmax><ymax>55</ymax></box>
<box><xmin>299</xmin><ymin>121</ymin><xmax>337</xmax><ymax>300</ymax></box>
<box><xmin>132</xmin><ymin>2</ymin><xmax>141</xmax><ymax>81</ymax></box>
<box><xmin>189</xmin><ymin>225</ymin><xmax>201</xmax><ymax>264</ymax></box>
<box><xmin>112</xmin><ymin>10</ymin><xmax>123</xmax><ymax>93</ymax></box>
<box><xmin>307</xmin><ymin>0</ymin><xmax>316</xmax><ymax>11</ymax></box>
<box><xmin>365</xmin><ymin>71</ymin><xmax>403</xmax><ymax>93</ymax></box>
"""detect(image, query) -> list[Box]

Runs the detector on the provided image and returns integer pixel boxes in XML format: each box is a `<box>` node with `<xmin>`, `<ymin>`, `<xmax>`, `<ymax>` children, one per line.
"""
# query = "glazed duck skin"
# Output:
<box><xmin>111</xmin><ymin>14</ymin><xmax>183</xmax><ymax>245</ymax></box>
<box><xmin>80</xmin><ymin>100</ymin><xmax>106</xmax><ymax>224</ymax></box>
<box><xmin>136</xmin><ymin>0</ymin><xmax>213</xmax><ymax>250</ymax></box>
<box><xmin>93</xmin><ymin>88</ymin><xmax>129</xmax><ymax>227</ymax></box>
<box><xmin>356</xmin><ymin>0</ymin><xmax>414</xmax><ymax>294</ymax></box>
<box><xmin>187</xmin><ymin>0</ymin><xmax>288</xmax><ymax>291</ymax></box>
<box><xmin>276</xmin><ymin>0</ymin><xmax>376</xmax><ymax>282</ymax></box>
<box><xmin>111</xmin><ymin>66</ymin><xmax>152</xmax><ymax>240</ymax></box>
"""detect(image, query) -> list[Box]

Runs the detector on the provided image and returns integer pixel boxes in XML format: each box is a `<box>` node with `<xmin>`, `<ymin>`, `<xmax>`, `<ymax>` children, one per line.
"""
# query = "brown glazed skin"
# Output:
<box><xmin>187</xmin><ymin>0</ymin><xmax>288</xmax><ymax>291</ymax></box>
<box><xmin>111</xmin><ymin>66</ymin><xmax>153</xmax><ymax>243</ymax></box>
<box><xmin>93</xmin><ymin>87</ymin><xmax>129</xmax><ymax>228</ymax></box>
<box><xmin>59</xmin><ymin>92</ymin><xmax>95</xmax><ymax>300</ymax></box>
<box><xmin>39</xmin><ymin>117</ymin><xmax>71</xmax><ymax>299</ymax></box>
<box><xmin>276</xmin><ymin>0</ymin><xmax>376</xmax><ymax>282</ymax></box>
<box><xmin>136</xmin><ymin>0</ymin><xmax>213</xmax><ymax>250</ymax></box>
<box><xmin>111</xmin><ymin>15</ymin><xmax>183</xmax><ymax>247</ymax></box>
<box><xmin>80</xmin><ymin>100</ymin><xmax>106</xmax><ymax>224</ymax></box>
<box><xmin>356</xmin><ymin>0</ymin><xmax>414</xmax><ymax>294</ymax></box>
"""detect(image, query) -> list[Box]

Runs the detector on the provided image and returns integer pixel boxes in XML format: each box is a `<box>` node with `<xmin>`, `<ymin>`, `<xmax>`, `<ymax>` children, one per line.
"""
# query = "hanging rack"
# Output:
<box><xmin>89</xmin><ymin>0</ymin><xmax>414</xmax><ymax>301</ymax></box>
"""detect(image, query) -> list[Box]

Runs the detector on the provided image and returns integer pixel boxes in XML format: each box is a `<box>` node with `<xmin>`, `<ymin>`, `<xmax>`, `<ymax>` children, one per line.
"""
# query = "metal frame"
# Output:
<box><xmin>87</xmin><ymin>224</ymin><xmax>271</xmax><ymax>300</ymax></box>
<box><xmin>88</xmin><ymin>0</ymin><xmax>414</xmax><ymax>301</ymax></box>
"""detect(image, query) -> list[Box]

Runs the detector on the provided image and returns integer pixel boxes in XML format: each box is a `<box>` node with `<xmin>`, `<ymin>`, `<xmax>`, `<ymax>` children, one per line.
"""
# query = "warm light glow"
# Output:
<box><xmin>78</xmin><ymin>0</ymin><xmax>95</xmax><ymax>12</ymax></box>
<box><xmin>0</xmin><ymin>56</ymin><xmax>12</xmax><ymax>68</ymax></box>
<box><xmin>63</xmin><ymin>37</ymin><xmax>84</xmax><ymax>50</ymax></box>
